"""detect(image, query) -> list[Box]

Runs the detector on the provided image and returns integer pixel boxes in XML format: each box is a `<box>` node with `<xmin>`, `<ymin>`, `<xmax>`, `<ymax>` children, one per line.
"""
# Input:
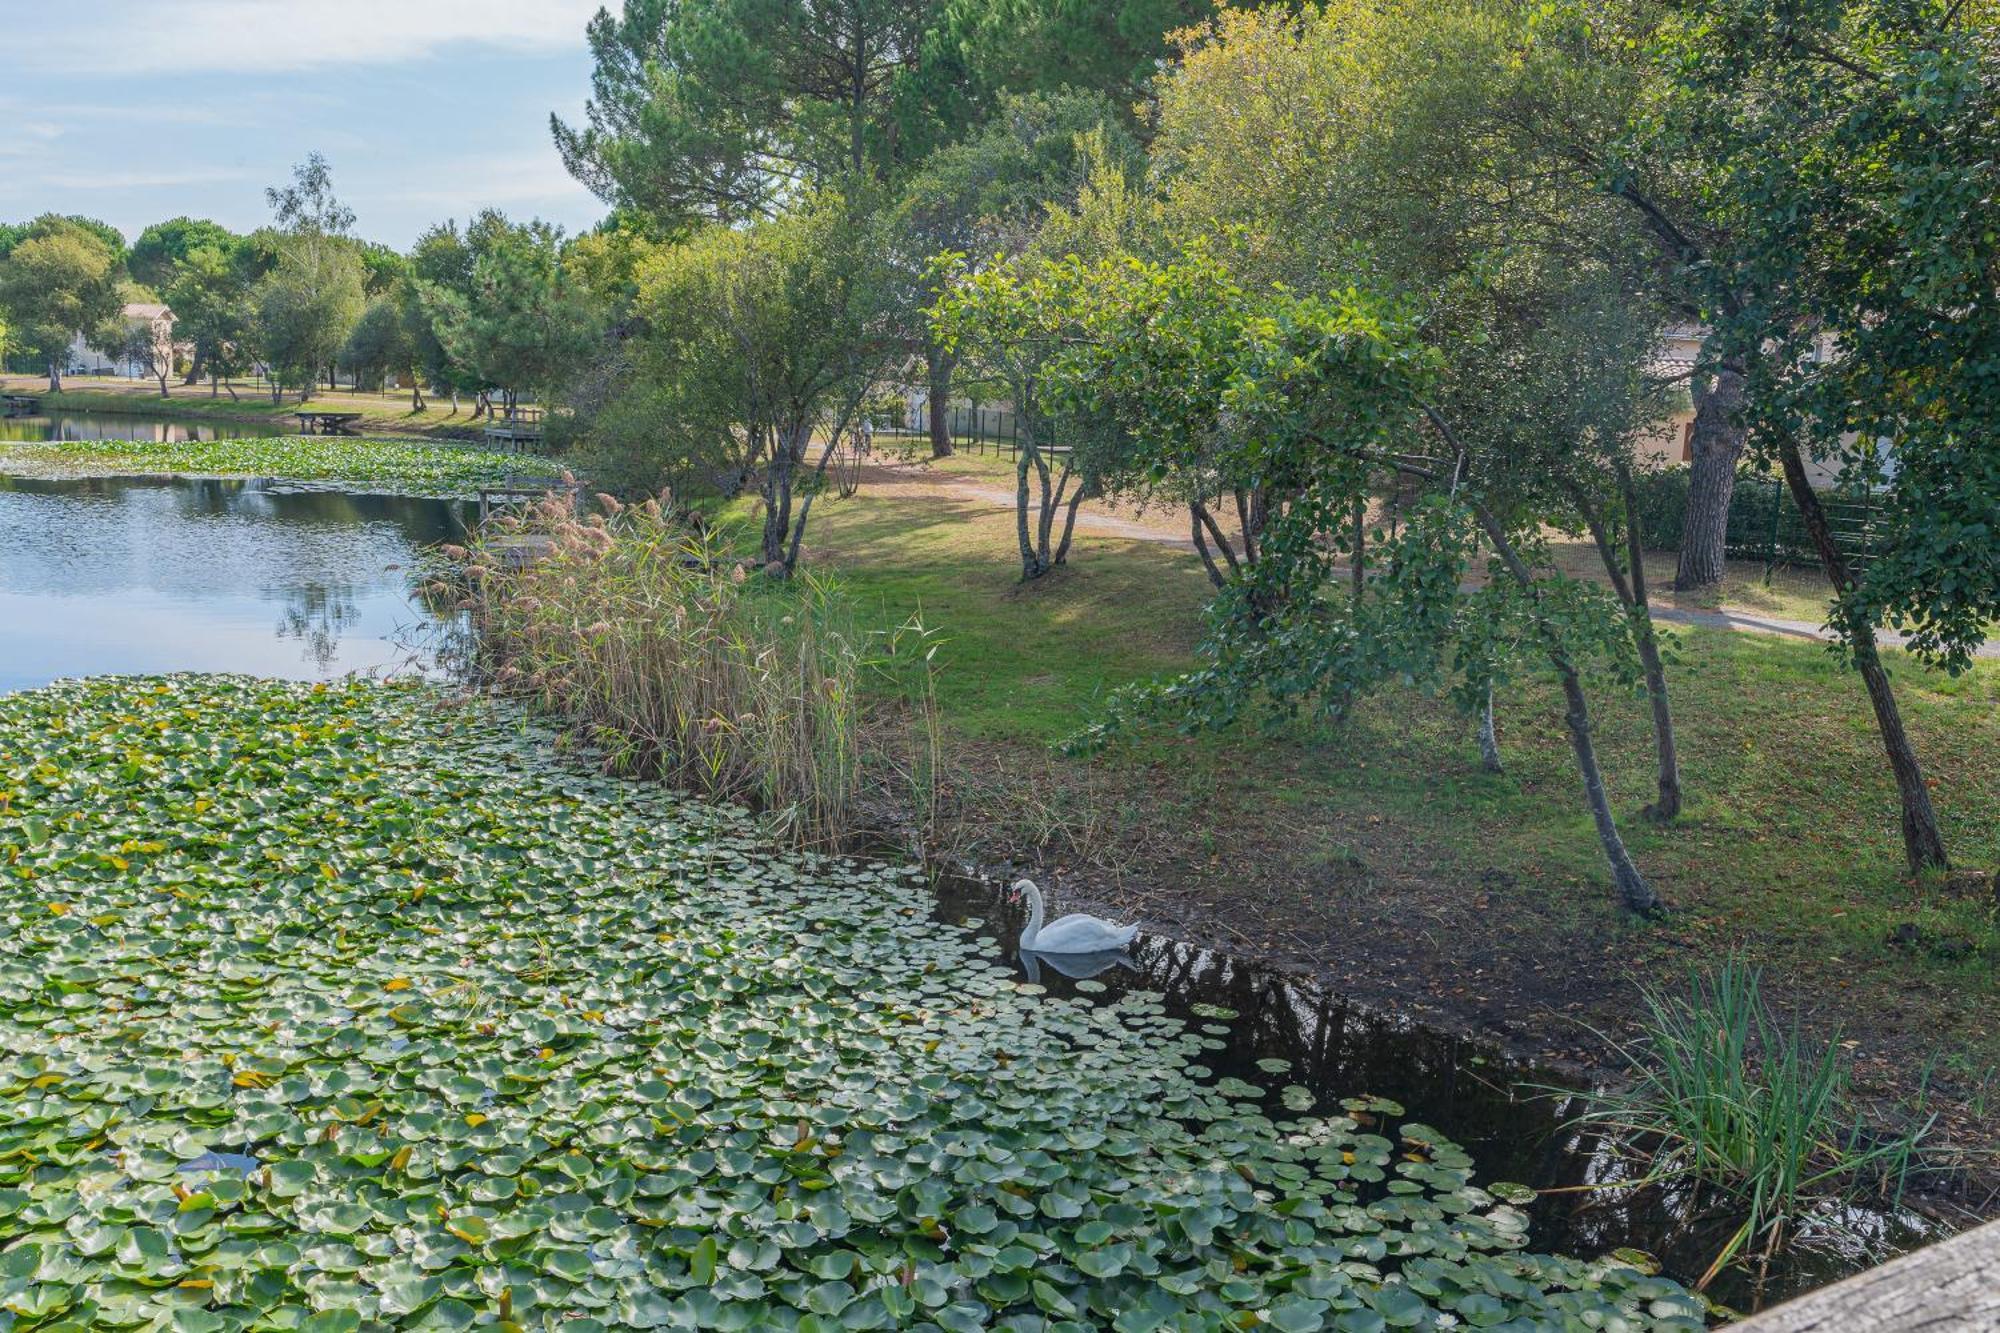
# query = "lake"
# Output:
<box><xmin>0</xmin><ymin>473</ymin><xmax>468</xmax><ymax>693</ymax></box>
<box><xmin>0</xmin><ymin>407</ymin><xmax>281</xmax><ymax>444</ymax></box>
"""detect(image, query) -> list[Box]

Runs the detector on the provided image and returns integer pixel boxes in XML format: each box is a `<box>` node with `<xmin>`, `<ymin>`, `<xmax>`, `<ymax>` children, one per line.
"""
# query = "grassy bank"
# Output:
<box><xmin>745</xmin><ymin>462</ymin><xmax>2000</xmax><ymax>1156</ymax></box>
<box><xmin>0</xmin><ymin>375</ymin><xmax>501</xmax><ymax>441</ymax></box>
<box><xmin>0</xmin><ymin>432</ymin><xmax>556</xmax><ymax>496</ymax></box>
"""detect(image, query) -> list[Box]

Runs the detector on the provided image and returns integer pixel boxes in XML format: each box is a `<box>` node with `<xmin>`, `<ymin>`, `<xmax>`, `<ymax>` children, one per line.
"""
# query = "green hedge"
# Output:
<box><xmin>1629</xmin><ymin>466</ymin><xmax>1849</xmax><ymax>569</ymax></box>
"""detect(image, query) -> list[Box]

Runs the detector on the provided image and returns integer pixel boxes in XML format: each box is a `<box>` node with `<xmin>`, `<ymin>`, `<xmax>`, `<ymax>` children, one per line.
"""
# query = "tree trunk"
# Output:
<box><xmin>1469</xmin><ymin>497</ymin><xmax>1661</xmax><ymax>915</ymax></box>
<box><xmin>411</xmin><ymin>380</ymin><xmax>425</xmax><ymax>412</ymax></box>
<box><xmin>211</xmin><ymin>374</ymin><xmax>219</xmax><ymax>399</ymax></box>
<box><xmin>1478</xmin><ymin>686</ymin><xmax>1503</xmax><ymax>773</ymax></box>
<box><xmin>1578</xmin><ymin>474</ymin><xmax>1684</xmax><ymax>820</ymax></box>
<box><xmin>927</xmin><ymin>349</ymin><xmax>954</xmax><ymax>459</ymax></box>
<box><xmin>157</xmin><ymin>370</ymin><xmax>171</xmax><ymax>398</ymax></box>
<box><xmin>1351</xmin><ymin>496</ymin><xmax>1367</xmax><ymax>599</ymax></box>
<box><xmin>47</xmin><ymin>358</ymin><xmax>62</xmax><ymax>393</ymax></box>
<box><xmin>223</xmin><ymin>377</ymin><xmax>238</xmax><ymax>402</ymax></box>
<box><xmin>1015</xmin><ymin>441</ymin><xmax>1047</xmax><ymax>580</ymax></box>
<box><xmin>1674</xmin><ymin>356</ymin><xmax>1748</xmax><ymax>591</ymax></box>
<box><xmin>1777</xmin><ymin>440</ymin><xmax>1948</xmax><ymax>870</ymax></box>
<box><xmin>1554</xmin><ymin>658</ymin><xmax>1662</xmax><ymax>914</ymax></box>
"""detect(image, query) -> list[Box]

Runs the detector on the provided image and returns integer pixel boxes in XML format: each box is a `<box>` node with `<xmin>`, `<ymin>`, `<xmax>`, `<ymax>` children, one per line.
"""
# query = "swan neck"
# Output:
<box><xmin>1021</xmin><ymin>884</ymin><xmax>1044</xmax><ymax>947</ymax></box>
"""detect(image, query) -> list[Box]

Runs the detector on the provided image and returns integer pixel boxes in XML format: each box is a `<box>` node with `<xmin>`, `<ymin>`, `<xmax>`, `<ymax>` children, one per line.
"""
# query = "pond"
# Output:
<box><xmin>0</xmin><ymin>408</ymin><xmax>280</xmax><ymax>444</ymax></box>
<box><xmin>929</xmin><ymin>870</ymin><xmax>1934</xmax><ymax>1313</ymax></box>
<box><xmin>0</xmin><ymin>474</ymin><xmax>467</xmax><ymax>693</ymax></box>
<box><xmin>0</xmin><ymin>460</ymin><xmax>1930</xmax><ymax>1322</ymax></box>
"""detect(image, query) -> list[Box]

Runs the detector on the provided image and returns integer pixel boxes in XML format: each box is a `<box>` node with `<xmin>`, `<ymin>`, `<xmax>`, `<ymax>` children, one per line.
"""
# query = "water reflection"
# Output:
<box><xmin>0</xmin><ymin>474</ymin><xmax>469</xmax><ymax>693</ymax></box>
<box><xmin>0</xmin><ymin>411</ymin><xmax>278</xmax><ymax>444</ymax></box>
<box><xmin>931</xmin><ymin>869</ymin><xmax>1933</xmax><ymax>1312</ymax></box>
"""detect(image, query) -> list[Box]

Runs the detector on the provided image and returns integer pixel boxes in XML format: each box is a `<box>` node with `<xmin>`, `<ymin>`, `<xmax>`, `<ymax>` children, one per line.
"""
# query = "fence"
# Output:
<box><xmin>1632</xmin><ymin>466</ymin><xmax>1881</xmax><ymax>574</ymax></box>
<box><xmin>873</xmin><ymin>403</ymin><xmax>1046</xmax><ymax>461</ymax></box>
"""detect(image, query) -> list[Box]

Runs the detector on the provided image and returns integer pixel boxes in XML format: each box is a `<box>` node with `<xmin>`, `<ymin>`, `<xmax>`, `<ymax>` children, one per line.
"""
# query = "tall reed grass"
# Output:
<box><xmin>445</xmin><ymin>492</ymin><xmax>863</xmax><ymax>846</ymax></box>
<box><xmin>1576</xmin><ymin>957</ymin><xmax>1932</xmax><ymax>1288</ymax></box>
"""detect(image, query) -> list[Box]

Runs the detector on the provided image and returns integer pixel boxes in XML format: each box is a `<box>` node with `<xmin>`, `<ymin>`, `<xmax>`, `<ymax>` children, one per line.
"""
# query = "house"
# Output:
<box><xmin>67</xmin><ymin>303</ymin><xmax>188</xmax><ymax>378</ymax></box>
<box><xmin>1632</xmin><ymin>324</ymin><xmax>1858</xmax><ymax>488</ymax></box>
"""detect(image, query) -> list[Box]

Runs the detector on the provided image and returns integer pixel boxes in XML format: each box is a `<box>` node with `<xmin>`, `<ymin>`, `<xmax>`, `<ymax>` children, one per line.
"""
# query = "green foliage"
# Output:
<box><xmin>1577</xmin><ymin>958</ymin><xmax>1932</xmax><ymax>1288</ymax></box>
<box><xmin>163</xmin><ymin>239</ymin><xmax>261</xmax><ymax>385</ymax></box>
<box><xmin>1633</xmin><ymin>0</ymin><xmax>2000</xmax><ymax>670</ymax></box>
<box><xmin>128</xmin><ymin>217</ymin><xmax>237</xmax><ymax>289</ymax></box>
<box><xmin>0</xmin><ymin>215</ymin><xmax>127</xmax><ymax>371</ymax></box>
<box><xmin>254</xmin><ymin>157</ymin><xmax>367</xmax><ymax>399</ymax></box>
<box><xmin>0</xmin><ymin>673</ymin><xmax>1708</xmax><ymax>1330</ymax></box>
<box><xmin>0</xmin><ymin>434</ymin><xmax>552</xmax><ymax>496</ymax></box>
<box><xmin>425</xmin><ymin>217</ymin><xmax>599</xmax><ymax>402</ymax></box>
<box><xmin>554</xmin><ymin>0</ymin><xmax>952</xmax><ymax>226</ymax></box>
<box><xmin>341</xmin><ymin>295</ymin><xmax>416</xmax><ymax>391</ymax></box>
<box><xmin>633</xmin><ymin>191</ymin><xmax>898</xmax><ymax>567</ymax></box>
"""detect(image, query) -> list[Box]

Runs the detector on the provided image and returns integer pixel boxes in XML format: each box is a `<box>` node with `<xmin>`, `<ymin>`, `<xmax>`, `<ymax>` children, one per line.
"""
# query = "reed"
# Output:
<box><xmin>448</xmin><ymin>492</ymin><xmax>863</xmax><ymax>846</ymax></box>
<box><xmin>1576</xmin><ymin>957</ymin><xmax>1932</xmax><ymax>1288</ymax></box>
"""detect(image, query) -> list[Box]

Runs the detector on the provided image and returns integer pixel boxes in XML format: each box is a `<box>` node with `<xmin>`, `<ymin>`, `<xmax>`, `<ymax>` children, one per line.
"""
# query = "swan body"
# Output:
<box><xmin>1010</xmin><ymin>879</ymin><xmax>1138</xmax><ymax>955</ymax></box>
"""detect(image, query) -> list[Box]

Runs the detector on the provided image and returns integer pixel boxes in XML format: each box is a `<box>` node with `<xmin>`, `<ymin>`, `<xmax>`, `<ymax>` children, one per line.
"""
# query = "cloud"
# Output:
<box><xmin>31</xmin><ymin>0</ymin><xmax>603</xmax><ymax>73</ymax></box>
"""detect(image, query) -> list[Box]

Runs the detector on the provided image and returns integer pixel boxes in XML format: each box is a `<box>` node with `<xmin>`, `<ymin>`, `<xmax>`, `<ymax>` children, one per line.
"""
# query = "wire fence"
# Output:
<box><xmin>869</xmin><ymin>403</ymin><xmax>1059</xmax><ymax>462</ymax></box>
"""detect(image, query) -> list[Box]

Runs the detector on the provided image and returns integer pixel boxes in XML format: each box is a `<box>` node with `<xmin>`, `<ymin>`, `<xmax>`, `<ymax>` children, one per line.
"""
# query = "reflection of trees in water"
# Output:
<box><xmin>274</xmin><ymin>581</ymin><xmax>360</xmax><ymax>671</ymax></box>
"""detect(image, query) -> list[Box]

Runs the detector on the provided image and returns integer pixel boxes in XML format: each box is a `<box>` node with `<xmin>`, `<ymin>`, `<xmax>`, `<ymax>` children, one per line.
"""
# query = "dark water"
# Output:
<box><xmin>928</xmin><ymin>869</ymin><xmax>1934</xmax><ymax>1314</ymax></box>
<box><xmin>0</xmin><ymin>474</ymin><xmax>468</xmax><ymax>693</ymax></box>
<box><xmin>0</xmin><ymin>409</ymin><xmax>280</xmax><ymax>443</ymax></box>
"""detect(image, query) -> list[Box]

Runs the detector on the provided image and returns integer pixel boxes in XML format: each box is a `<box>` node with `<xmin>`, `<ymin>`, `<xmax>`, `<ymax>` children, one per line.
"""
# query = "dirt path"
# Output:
<box><xmin>882</xmin><ymin>455</ymin><xmax>1999</xmax><ymax>659</ymax></box>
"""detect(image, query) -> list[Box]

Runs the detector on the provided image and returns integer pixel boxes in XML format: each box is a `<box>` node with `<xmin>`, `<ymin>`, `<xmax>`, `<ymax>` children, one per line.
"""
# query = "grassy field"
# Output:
<box><xmin>0</xmin><ymin>374</ymin><xmax>501</xmax><ymax>441</ymax></box>
<box><xmin>741</xmin><ymin>456</ymin><xmax>2000</xmax><ymax>1161</ymax></box>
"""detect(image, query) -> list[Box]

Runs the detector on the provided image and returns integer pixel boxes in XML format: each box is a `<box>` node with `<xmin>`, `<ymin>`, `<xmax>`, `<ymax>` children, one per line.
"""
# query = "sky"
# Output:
<box><xmin>0</xmin><ymin>0</ymin><xmax>611</xmax><ymax>253</ymax></box>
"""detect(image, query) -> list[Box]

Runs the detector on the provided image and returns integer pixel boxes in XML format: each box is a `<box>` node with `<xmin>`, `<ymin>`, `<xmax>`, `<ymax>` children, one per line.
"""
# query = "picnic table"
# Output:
<box><xmin>295</xmin><ymin>411</ymin><xmax>364</xmax><ymax>436</ymax></box>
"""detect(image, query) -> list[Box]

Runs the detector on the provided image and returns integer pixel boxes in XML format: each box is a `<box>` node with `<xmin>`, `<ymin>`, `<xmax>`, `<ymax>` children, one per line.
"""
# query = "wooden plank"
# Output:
<box><xmin>1732</xmin><ymin>1219</ymin><xmax>2000</xmax><ymax>1331</ymax></box>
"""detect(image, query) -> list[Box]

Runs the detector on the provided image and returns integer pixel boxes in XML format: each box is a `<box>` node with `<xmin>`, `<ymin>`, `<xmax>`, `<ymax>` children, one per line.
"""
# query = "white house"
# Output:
<box><xmin>67</xmin><ymin>302</ymin><xmax>187</xmax><ymax>378</ymax></box>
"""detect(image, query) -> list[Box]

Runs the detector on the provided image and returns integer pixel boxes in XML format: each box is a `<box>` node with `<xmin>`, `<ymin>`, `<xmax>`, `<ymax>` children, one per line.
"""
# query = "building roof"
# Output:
<box><xmin>123</xmin><ymin>302</ymin><xmax>171</xmax><ymax>321</ymax></box>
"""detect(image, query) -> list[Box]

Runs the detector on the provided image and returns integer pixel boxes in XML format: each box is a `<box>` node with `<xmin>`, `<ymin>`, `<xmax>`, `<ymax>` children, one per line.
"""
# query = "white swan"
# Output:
<box><xmin>1010</xmin><ymin>878</ymin><xmax>1138</xmax><ymax>955</ymax></box>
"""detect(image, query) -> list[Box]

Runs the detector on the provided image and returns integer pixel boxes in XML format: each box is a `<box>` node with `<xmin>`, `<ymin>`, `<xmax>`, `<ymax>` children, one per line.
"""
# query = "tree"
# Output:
<box><xmin>255</xmin><ymin>155</ymin><xmax>365</xmax><ymax>402</ymax></box>
<box><xmin>1033</xmin><ymin>246</ymin><xmax>1666</xmax><ymax>914</ymax></box>
<box><xmin>1623</xmin><ymin>0</ymin><xmax>1999</xmax><ymax>870</ymax></box>
<box><xmin>0</xmin><ymin>215</ymin><xmax>126</xmax><ymax>392</ymax></box>
<box><xmin>128</xmin><ymin>217</ymin><xmax>235</xmax><ymax>290</ymax></box>
<box><xmin>553</xmin><ymin>0</ymin><xmax>948</xmax><ymax>229</ymax></box>
<box><xmin>426</xmin><ymin>218</ymin><xmax>599</xmax><ymax>413</ymax></box>
<box><xmin>636</xmin><ymin>191</ymin><xmax>896</xmax><ymax>571</ymax></box>
<box><xmin>164</xmin><ymin>241</ymin><xmax>260</xmax><ymax>398</ymax></box>
<box><xmin>117</xmin><ymin>309</ymin><xmax>180</xmax><ymax>397</ymax></box>
<box><xmin>342</xmin><ymin>294</ymin><xmax>415</xmax><ymax>392</ymax></box>
<box><xmin>889</xmin><ymin>89</ymin><xmax>1139</xmax><ymax>457</ymax></box>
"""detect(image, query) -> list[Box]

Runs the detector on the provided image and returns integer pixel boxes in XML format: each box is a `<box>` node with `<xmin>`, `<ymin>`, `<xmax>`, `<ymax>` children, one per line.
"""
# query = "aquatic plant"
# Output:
<box><xmin>0</xmin><ymin>675</ymin><xmax>1709</xmax><ymax>1330</ymax></box>
<box><xmin>0</xmin><ymin>433</ymin><xmax>554</xmax><ymax>495</ymax></box>
<box><xmin>1574</xmin><ymin>958</ymin><xmax>1932</xmax><ymax>1288</ymax></box>
<box><xmin>452</xmin><ymin>494</ymin><xmax>865</xmax><ymax>847</ymax></box>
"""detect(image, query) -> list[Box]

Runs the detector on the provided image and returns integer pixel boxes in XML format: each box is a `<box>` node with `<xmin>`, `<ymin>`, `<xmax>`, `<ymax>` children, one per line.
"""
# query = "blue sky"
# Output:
<box><xmin>0</xmin><ymin>0</ymin><xmax>610</xmax><ymax>252</ymax></box>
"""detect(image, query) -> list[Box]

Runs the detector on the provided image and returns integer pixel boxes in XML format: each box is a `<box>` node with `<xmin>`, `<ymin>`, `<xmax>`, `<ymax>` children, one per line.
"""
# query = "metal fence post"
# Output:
<box><xmin>1765</xmin><ymin>476</ymin><xmax>1784</xmax><ymax>581</ymax></box>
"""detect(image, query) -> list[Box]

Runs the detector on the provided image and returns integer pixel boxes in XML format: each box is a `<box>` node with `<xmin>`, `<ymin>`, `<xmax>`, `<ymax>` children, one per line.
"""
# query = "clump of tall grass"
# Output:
<box><xmin>1577</xmin><ymin>957</ymin><xmax>1933</xmax><ymax>1288</ymax></box>
<box><xmin>444</xmin><ymin>492</ymin><xmax>861</xmax><ymax>847</ymax></box>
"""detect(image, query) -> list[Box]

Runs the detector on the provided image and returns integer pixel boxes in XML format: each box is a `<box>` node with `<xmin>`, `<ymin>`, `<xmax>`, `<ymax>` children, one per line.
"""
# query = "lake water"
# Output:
<box><xmin>0</xmin><ymin>408</ymin><xmax>280</xmax><ymax>443</ymax></box>
<box><xmin>0</xmin><ymin>474</ymin><xmax>468</xmax><ymax>693</ymax></box>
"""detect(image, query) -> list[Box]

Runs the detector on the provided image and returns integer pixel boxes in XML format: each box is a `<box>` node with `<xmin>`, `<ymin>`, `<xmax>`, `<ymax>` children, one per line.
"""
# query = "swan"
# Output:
<box><xmin>1009</xmin><ymin>878</ymin><xmax>1138</xmax><ymax>955</ymax></box>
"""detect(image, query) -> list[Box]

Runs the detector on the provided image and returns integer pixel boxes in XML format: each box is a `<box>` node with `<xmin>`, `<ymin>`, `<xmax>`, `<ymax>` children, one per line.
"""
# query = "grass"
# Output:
<box><xmin>0</xmin><ymin>374</ymin><xmax>508</xmax><ymax>441</ymax></box>
<box><xmin>1574</xmin><ymin>958</ymin><xmax>1932</xmax><ymax>1290</ymax></box>
<box><xmin>451</xmin><ymin>495</ymin><xmax>871</xmax><ymax>847</ymax></box>
<box><xmin>728</xmin><ymin>464</ymin><xmax>2000</xmax><ymax>1149</ymax></box>
<box><xmin>0</xmin><ymin>432</ymin><xmax>556</xmax><ymax>495</ymax></box>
